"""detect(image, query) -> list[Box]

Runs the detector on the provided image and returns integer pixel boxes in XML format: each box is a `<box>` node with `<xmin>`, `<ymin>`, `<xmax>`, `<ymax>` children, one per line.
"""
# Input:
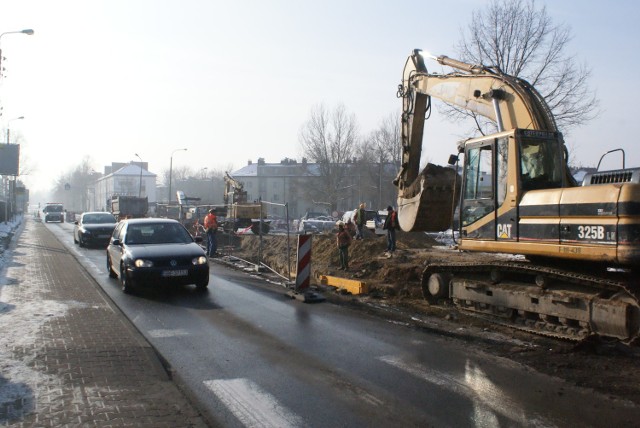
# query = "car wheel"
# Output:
<box><xmin>107</xmin><ymin>255</ymin><xmax>117</xmax><ymax>278</ymax></box>
<box><xmin>120</xmin><ymin>263</ymin><xmax>135</xmax><ymax>294</ymax></box>
<box><xmin>196</xmin><ymin>279</ymin><xmax>209</xmax><ymax>290</ymax></box>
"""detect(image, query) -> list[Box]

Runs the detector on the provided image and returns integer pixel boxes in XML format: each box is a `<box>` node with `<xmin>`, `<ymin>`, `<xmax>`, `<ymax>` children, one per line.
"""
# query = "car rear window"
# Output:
<box><xmin>125</xmin><ymin>223</ymin><xmax>193</xmax><ymax>245</ymax></box>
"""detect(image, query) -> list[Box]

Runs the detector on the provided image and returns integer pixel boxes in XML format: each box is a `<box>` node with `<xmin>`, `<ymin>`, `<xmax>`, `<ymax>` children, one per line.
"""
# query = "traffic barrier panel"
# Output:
<box><xmin>295</xmin><ymin>234</ymin><xmax>312</xmax><ymax>291</ymax></box>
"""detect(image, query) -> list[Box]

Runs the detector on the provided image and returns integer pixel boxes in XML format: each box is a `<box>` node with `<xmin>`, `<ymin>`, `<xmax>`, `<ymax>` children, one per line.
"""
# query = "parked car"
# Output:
<box><xmin>366</xmin><ymin>210</ymin><xmax>388</xmax><ymax>236</ymax></box>
<box><xmin>297</xmin><ymin>215</ymin><xmax>336</xmax><ymax>234</ymax></box>
<box><xmin>74</xmin><ymin>212</ymin><xmax>118</xmax><ymax>247</ymax></box>
<box><xmin>343</xmin><ymin>209</ymin><xmax>385</xmax><ymax>235</ymax></box>
<box><xmin>106</xmin><ymin>218</ymin><xmax>209</xmax><ymax>293</ymax></box>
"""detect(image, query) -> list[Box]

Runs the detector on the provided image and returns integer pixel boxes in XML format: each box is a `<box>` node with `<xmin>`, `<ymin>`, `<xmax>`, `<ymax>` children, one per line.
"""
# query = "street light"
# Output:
<box><xmin>134</xmin><ymin>153</ymin><xmax>143</xmax><ymax>198</ymax></box>
<box><xmin>168</xmin><ymin>148</ymin><xmax>187</xmax><ymax>203</ymax></box>
<box><xmin>0</xmin><ymin>29</ymin><xmax>35</xmax><ymax>38</ymax></box>
<box><xmin>0</xmin><ymin>28</ymin><xmax>32</xmax><ymax>224</ymax></box>
<box><xmin>0</xmin><ymin>29</ymin><xmax>35</xmax><ymax>77</ymax></box>
<box><xmin>6</xmin><ymin>116</ymin><xmax>24</xmax><ymax>144</ymax></box>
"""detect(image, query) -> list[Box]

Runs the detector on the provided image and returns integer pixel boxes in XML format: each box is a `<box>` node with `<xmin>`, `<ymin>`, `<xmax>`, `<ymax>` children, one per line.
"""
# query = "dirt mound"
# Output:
<box><xmin>231</xmin><ymin>231</ymin><xmax>449</xmax><ymax>299</ymax></box>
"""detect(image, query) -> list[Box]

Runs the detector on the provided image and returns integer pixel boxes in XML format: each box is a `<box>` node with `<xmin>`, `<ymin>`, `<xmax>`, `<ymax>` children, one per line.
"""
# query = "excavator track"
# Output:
<box><xmin>422</xmin><ymin>261</ymin><xmax>640</xmax><ymax>343</ymax></box>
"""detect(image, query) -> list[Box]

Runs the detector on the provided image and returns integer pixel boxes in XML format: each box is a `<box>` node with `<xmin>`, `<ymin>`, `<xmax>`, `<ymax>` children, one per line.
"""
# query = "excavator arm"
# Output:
<box><xmin>395</xmin><ymin>49</ymin><xmax>559</xmax><ymax>231</ymax></box>
<box><xmin>224</xmin><ymin>172</ymin><xmax>248</xmax><ymax>205</ymax></box>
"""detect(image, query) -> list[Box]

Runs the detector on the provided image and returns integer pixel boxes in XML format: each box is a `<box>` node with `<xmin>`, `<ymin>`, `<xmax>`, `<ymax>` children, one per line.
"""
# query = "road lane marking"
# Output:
<box><xmin>204</xmin><ymin>378</ymin><xmax>303</xmax><ymax>428</ymax></box>
<box><xmin>147</xmin><ymin>328</ymin><xmax>190</xmax><ymax>338</ymax></box>
<box><xmin>378</xmin><ymin>355</ymin><xmax>555</xmax><ymax>428</ymax></box>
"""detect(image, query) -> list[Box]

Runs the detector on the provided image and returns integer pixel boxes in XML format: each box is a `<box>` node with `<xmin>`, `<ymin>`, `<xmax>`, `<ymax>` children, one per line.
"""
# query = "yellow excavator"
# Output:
<box><xmin>223</xmin><ymin>172</ymin><xmax>269</xmax><ymax>235</ymax></box>
<box><xmin>395</xmin><ymin>49</ymin><xmax>640</xmax><ymax>342</ymax></box>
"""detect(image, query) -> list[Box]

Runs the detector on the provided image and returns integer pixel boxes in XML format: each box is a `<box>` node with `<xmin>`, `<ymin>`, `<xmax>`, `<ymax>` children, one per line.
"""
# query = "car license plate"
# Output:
<box><xmin>162</xmin><ymin>269</ymin><xmax>188</xmax><ymax>277</ymax></box>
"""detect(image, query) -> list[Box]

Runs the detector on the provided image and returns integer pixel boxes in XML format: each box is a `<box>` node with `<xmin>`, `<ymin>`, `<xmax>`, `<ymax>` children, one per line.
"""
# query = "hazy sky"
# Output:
<box><xmin>1</xmin><ymin>0</ymin><xmax>639</xmax><ymax>194</ymax></box>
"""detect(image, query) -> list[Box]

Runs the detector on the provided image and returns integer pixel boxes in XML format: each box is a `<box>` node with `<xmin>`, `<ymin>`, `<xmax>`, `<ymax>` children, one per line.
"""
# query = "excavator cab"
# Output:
<box><xmin>458</xmin><ymin>129</ymin><xmax>569</xmax><ymax>240</ymax></box>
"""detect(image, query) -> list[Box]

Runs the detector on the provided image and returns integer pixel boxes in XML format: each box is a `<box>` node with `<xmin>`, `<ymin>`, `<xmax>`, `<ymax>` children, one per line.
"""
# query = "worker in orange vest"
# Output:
<box><xmin>204</xmin><ymin>209</ymin><xmax>219</xmax><ymax>257</ymax></box>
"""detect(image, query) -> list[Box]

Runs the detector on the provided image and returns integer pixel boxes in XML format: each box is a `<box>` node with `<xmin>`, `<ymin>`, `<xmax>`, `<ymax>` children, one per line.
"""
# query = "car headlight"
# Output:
<box><xmin>192</xmin><ymin>256</ymin><xmax>208</xmax><ymax>265</ymax></box>
<box><xmin>134</xmin><ymin>259</ymin><xmax>154</xmax><ymax>268</ymax></box>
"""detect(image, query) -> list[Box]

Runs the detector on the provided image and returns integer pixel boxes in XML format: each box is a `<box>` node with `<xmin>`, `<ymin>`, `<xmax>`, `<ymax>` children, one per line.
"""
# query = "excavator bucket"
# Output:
<box><xmin>397</xmin><ymin>163</ymin><xmax>459</xmax><ymax>232</ymax></box>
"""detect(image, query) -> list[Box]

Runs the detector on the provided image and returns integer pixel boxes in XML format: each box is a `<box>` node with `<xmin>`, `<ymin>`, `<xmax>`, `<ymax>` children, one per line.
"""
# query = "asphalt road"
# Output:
<box><xmin>47</xmin><ymin>221</ymin><xmax>640</xmax><ymax>427</ymax></box>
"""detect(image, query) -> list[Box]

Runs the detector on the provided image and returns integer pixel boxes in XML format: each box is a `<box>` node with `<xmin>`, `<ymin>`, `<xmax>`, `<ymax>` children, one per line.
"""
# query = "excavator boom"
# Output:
<box><xmin>396</xmin><ymin>49</ymin><xmax>563</xmax><ymax>232</ymax></box>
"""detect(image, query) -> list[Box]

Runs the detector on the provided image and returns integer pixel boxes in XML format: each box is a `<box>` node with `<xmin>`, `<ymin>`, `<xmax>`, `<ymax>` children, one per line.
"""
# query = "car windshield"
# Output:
<box><xmin>46</xmin><ymin>205</ymin><xmax>63</xmax><ymax>212</ymax></box>
<box><xmin>125</xmin><ymin>223</ymin><xmax>193</xmax><ymax>245</ymax></box>
<box><xmin>83</xmin><ymin>213</ymin><xmax>116</xmax><ymax>224</ymax></box>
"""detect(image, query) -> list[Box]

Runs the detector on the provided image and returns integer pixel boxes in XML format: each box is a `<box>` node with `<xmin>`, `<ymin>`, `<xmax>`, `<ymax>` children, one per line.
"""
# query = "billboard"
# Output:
<box><xmin>0</xmin><ymin>144</ymin><xmax>20</xmax><ymax>176</ymax></box>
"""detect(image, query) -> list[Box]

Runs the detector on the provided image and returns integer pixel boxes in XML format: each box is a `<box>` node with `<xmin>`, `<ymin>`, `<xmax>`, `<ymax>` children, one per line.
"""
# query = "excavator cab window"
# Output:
<box><xmin>461</xmin><ymin>143</ymin><xmax>494</xmax><ymax>226</ymax></box>
<box><xmin>519</xmin><ymin>136</ymin><xmax>563</xmax><ymax>191</ymax></box>
<box><xmin>460</xmin><ymin>138</ymin><xmax>509</xmax><ymax>229</ymax></box>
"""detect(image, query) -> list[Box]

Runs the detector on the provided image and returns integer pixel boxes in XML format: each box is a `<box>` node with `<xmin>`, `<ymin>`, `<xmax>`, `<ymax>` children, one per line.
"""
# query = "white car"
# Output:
<box><xmin>366</xmin><ymin>210</ymin><xmax>388</xmax><ymax>235</ymax></box>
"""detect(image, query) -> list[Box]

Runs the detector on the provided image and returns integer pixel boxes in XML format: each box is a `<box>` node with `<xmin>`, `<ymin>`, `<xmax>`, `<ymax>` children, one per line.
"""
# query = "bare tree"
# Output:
<box><xmin>356</xmin><ymin>112</ymin><xmax>402</xmax><ymax>209</ymax></box>
<box><xmin>159</xmin><ymin>165</ymin><xmax>195</xmax><ymax>189</ymax></box>
<box><xmin>450</xmin><ymin>0</ymin><xmax>598</xmax><ymax>134</ymax></box>
<box><xmin>299</xmin><ymin>103</ymin><xmax>359</xmax><ymax>211</ymax></box>
<box><xmin>359</xmin><ymin>112</ymin><xmax>401</xmax><ymax>165</ymax></box>
<box><xmin>52</xmin><ymin>157</ymin><xmax>98</xmax><ymax>211</ymax></box>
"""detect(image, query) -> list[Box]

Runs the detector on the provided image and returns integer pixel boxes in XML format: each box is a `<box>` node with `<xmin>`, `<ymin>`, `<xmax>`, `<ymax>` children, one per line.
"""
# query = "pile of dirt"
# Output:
<box><xmin>228</xmin><ymin>231</ymin><xmax>640</xmax><ymax>405</ymax></box>
<box><xmin>231</xmin><ymin>229</ymin><xmax>504</xmax><ymax>295</ymax></box>
<box><xmin>232</xmin><ymin>230</ymin><xmax>437</xmax><ymax>291</ymax></box>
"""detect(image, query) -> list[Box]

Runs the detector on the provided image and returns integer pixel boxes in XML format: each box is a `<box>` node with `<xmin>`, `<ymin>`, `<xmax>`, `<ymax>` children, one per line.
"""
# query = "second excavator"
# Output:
<box><xmin>395</xmin><ymin>49</ymin><xmax>640</xmax><ymax>342</ymax></box>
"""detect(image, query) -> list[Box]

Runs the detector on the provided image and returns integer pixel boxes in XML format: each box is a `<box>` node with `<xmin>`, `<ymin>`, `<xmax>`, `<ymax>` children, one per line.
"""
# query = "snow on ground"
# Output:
<box><xmin>0</xmin><ymin>215</ymin><xmax>84</xmax><ymax>420</ymax></box>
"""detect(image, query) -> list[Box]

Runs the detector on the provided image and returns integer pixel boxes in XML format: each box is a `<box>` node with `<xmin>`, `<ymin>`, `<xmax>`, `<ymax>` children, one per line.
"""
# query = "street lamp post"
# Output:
<box><xmin>0</xmin><ymin>28</ymin><xmax>33</xmax><ymax>223</ymax></box>
<box><xmin>168</xmin><ymin>148</ymin><xmax>187</xmax><ymax>203</ymax></box>
<box><xmin>6</xmin><ymin>116</ymin><xmax>24</xmax><ymax>144</ymax></box>
<box><xmin>0</xmin><ymin>29</ymin><xmax>35</xmax><ymax>77</ymax></box>
<box><xmin>134</xmin><ymin>153</ymin><xmax>143</xmax><ymax>198</ymax></box>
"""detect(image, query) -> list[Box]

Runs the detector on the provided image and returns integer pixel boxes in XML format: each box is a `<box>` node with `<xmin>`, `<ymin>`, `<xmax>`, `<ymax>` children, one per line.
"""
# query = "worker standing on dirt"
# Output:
<box><xmin>383</xmin><ymin>205</ymin><xmax>399</xmax><ymax>257</ymax></box>
<box><xmin>204</xmin><ymin>209</ymin><xmax>218</xmax><ymax>257</ymax></box>
<box><xmin>336</xmin><ymin>221</ymin><xmax>352</xmax><ymax>270</ymax></box>
<box><xmin>354</xmin><ymin>203</ymin><xmax>366</xmax><ymax>240</ymax></box>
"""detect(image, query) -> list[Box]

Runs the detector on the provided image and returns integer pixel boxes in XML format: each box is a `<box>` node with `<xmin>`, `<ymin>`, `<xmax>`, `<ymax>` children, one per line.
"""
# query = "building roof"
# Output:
<box><xmin>97</xmin><ymin>164</ymin><xmax>157</xmax><ymax>182</ymax></box>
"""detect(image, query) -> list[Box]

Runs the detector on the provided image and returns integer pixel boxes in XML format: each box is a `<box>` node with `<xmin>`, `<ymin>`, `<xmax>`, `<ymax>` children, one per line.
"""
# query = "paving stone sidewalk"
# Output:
<box><xmin>0</xmin><ymin>218</ymin><xmax>209</xmax><ymax>427</ymax></box>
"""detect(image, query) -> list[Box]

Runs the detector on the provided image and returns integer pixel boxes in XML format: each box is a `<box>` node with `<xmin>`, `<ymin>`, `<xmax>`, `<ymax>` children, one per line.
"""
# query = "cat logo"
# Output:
<box><xmin>497</xmin><ymin>223</ymin><xmax>512</xmax><ymax>239</ymax></box>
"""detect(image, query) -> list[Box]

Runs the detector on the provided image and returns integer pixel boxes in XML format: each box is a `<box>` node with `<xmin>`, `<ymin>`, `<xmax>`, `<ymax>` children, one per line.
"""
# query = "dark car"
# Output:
<box><xmin>106</xmin><ymin>218</ymin><xmax>209</xmax><ymax>293</ymax></box>
<box><xmin>43</xmin><ymin>203</ymin><xmax>64</xmax><ymax>223</ymax></box>
<box><xmin>74</xmin><ymin>212</ymin><xmax>118</xmax><ymax>247</ymax></box>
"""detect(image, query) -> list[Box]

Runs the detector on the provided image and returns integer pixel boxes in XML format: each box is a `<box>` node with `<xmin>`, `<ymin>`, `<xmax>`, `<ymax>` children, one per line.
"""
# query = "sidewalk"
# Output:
<box><xmin>0</xmin><ymin>217</ymin><xmax>209</xmax><ymax>427</ymax></box>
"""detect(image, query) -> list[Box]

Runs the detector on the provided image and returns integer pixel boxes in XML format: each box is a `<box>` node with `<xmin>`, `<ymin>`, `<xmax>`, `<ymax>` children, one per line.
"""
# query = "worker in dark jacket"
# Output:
<box><xmin>336</xmin><ymin>221</ymin><xmax>352</xmax><ymax>270</ymax></box>
<box><xmin>383</xmin><ymin>205</ymin><xmax>399</xmax><ymax>257</ymax></box>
